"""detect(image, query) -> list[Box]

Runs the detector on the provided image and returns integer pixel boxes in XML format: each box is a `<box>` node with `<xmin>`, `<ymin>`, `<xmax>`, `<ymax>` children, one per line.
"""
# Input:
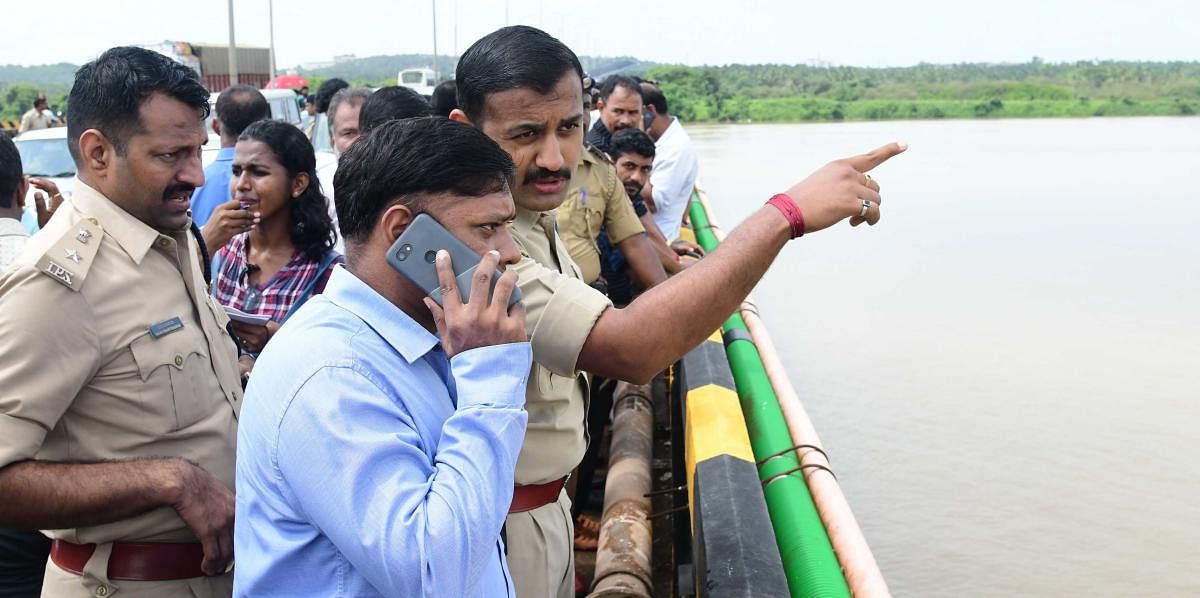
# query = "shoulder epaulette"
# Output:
<box><xmin>36</xmin><ymin>216</ymin><xmax>103</xmax><ymax>292</ymax></box>
<box><xmin>585</xmin><ymin>143</ymin><xmax>614</xmax><ymax>165</ymax></box>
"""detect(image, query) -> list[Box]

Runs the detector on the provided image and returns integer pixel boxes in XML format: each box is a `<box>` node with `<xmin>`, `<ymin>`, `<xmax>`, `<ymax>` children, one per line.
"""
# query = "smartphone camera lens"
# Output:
<box><xmin>396</xmin><ymin>244</ymin><xmax>413</xmax><ymax>261</ymax></box>
<box><xmin>424</xmin><ymin>250</ymin><xmax>437</xmax><ymax>264</ymax></box>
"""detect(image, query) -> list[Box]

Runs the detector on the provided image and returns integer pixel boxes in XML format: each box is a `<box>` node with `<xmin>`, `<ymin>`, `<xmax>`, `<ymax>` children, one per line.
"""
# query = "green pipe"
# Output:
<box><xmin>688</xmin><ymin>195</ymin><xmax>850</xmax><ymax>598</ymax></box>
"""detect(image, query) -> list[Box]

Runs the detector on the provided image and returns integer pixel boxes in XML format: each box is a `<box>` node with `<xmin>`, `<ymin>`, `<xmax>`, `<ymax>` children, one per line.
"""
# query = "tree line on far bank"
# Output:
<box><xmin>645</xmin><ymin>59</ymin><xmax>1200</xmax><ymax>123</ymax></box>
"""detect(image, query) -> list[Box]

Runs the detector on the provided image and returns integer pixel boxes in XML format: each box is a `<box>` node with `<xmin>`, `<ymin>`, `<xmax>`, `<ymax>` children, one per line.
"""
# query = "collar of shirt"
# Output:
<box><xmin>658</xmin><ymin>116</ymin><xmax>682</xmax><ymax>146</ymax></box>
<box><xmin>511</xmin><ymin>205</ymin><xmax>548</xmax><ymax>239</ymax></box>
<box><xmin>69</xmin><ymin>180</ymin><xmax>179</xmax><ymax>265</ymax></box>
<box><xmin>0</xmin><ymin>217</ymin><xmax>28</xmax><ymax>238</ymax></box>
<box><xmin>214</xmin><ymin>146</ymin><xmax>236</xmax><ymax>162</ymax></box>
<box><xmin>320</xmin><ymin>265</ymin><xmax>439</xmax><ymax>365</ymax></box>
<box><xmin>588</xmin><ymin>118</ymin><xmax>611</xmax><ymax>139</ymax></box>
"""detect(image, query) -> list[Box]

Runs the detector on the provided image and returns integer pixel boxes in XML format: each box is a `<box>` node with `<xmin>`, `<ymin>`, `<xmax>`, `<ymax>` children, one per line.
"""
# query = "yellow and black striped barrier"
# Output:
<box><xmin>682</xmin><ymin>331</ymin><xmax>789</xmax><ymax>596</ymax></box>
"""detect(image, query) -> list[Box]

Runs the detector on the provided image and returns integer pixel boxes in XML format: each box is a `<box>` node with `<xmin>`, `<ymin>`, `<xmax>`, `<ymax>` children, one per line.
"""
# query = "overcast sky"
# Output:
<box><xmin>3</xmin><ymin>0</ymin><xmax>1197</xmax><ymax>69</ymax></box>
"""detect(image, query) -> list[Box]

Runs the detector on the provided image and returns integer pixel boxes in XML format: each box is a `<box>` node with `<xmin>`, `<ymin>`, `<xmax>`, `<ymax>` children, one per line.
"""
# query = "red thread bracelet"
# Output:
<box><xmin>766</xmin><ymin>193</ymin><xmax>805</xmax><ymax>238</ymax></box>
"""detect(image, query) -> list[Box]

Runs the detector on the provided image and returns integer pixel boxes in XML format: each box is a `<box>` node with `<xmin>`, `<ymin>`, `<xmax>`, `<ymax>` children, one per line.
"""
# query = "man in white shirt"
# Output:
<box><xmin>640</xmin><ymin>82</ymin><xmax>699</xmax><ymax>241</ymax></box>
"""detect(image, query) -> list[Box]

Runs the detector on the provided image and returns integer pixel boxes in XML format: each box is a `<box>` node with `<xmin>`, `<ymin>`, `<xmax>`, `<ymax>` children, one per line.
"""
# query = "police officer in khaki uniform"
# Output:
<box><xmin>0</xmin><ymin>47</ymin><xmax>242</xmax><ymax>598</ymax></box>
<box><xmin>556</xmin><ymin>144</ymin><xmax>665</xmax><ymax>288</ymax></box>
<box><xmin>454</xmin><ymin>27</ymin><xmax>904</xmax><ymax>598</ymax></box>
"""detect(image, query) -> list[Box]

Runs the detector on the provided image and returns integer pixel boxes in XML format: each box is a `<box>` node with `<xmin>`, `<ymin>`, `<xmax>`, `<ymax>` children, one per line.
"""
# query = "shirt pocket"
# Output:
<box><xmin>129</xmin><ymin>329</ymin><xmax>214</xmax><ymax>431</ymax></box>
<box><xmin>529</xmin><ymin>367</ymin><xmax>589</xmax><ymax>423</ymax></box>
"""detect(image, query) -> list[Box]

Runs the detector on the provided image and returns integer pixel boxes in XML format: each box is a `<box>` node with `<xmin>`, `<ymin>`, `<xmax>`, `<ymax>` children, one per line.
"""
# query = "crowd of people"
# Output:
<box><xmin>0</xmin><ymin>24</ymin><xmax>902</xmax><ymax>598</ymax></box>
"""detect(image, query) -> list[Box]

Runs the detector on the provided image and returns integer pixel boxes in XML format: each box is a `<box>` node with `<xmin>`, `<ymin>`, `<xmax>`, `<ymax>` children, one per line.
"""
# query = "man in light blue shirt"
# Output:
<box><xmin>192</xmin><ymin>85</ymin><xmax>270</xmax><ymax>226</ymax></box>
<box><xmin>235</xmin><ymin>118</ymin><xmax>531</xmax><ymax>597</ymax></box>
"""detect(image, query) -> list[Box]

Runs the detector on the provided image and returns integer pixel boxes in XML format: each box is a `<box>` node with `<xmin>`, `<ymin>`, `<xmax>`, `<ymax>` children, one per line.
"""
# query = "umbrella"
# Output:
<box><xmin>264</xmin><ymin>75</ymin><xmax>310</xmax><ymax>90</ymax></box>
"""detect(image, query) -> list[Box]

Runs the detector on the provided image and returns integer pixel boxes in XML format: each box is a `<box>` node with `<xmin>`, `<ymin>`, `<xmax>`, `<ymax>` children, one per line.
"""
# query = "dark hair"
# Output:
<box><xmin>33</xmin><ymin>96</ymin><xmax>47</xmax><ymax>108</ymax></box>
<box><xmin>238</xmin><ymin>120</ymin><xmax>335</xmax><ymax>260</ymax></box>
<box><xmin>600</xmin><ymin>75</ymin><xmax>641</xmax><ymax>102</ymax></box>
<box><xmin>610</xmin><ymin>128</ymin><xmax>656</xmax><ymax>161</ymax></box>
<box><xmin>305</xmin><ymin>94</ymin><xmax>316</xmax><ymax>105</ymax></box>
<box><xmin>359</xmin><ymin>86</ymin><xmax>433</xmax><ymax>134</ymax></box>
<box><xmin>335</xmin><ymin>117</ymin><xmax>514</xmax><ymax>245</ymax></box>
<box><xmin>455</xmin><ymin>25</ymin><xmax>583</xmax><ymax>122</ymax></box>
<box><xmin>0</xmin><ymin>135</ymin><xmax>21</xmax><ymax>209</ymax></box>
<box><xmin>640</xmin><ymin>83</ymin><xmax>669</xmax><ymax>116</ymax></box>
<box><xmin>314</xmin><ymin>78</ymin><xmax>349</xmax><ymax>113</ymax></box>
<box><xmin>67</xmin><ymin>46</ymin><xmax>210</xmax><ymax>161</ymax></box>
<box><xmin>430</xmin><ymin>80</ymin><xmax>458</xmax><ymax>117</ymax></box>
<box><xmin>215</xmin><ymin>84</ymin><xmax>271</xmax><ymax>138</ymax></box>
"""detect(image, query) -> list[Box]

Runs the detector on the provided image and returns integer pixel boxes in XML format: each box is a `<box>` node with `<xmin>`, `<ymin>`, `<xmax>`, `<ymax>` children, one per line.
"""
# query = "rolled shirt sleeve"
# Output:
<box><xmin>511</xmin><ymin>256</ymin><xmax>611</xmax><ymax>377</ymax></box>
<box><xmin>0</xmin><ymin>269</ymin><xmax>101</xmax><ymax>469</ymax></box>
<box><xmin>274</xmin><ymin>342</ymin><xmax>531</xmax><ymax>597</ymax></box>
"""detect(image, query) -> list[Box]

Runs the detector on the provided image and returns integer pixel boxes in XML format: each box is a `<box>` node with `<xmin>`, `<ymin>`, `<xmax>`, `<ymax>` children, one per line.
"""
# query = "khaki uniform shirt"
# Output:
<box><xmin>509</xmin><ymin>208</ymin><xmax>611</xmax><ymax>484</ymax></box>
<box><xmin>556</xmin><ymin>146</ymin><xmax>645</xmax><ymax>284</ymax></box>
<box><xmin>19</xmin><ymin>108</ymin><xmax>53</xmax><ymax>133</ymax></box>
<box><xmin>0</xmin><ymin>182</ymin><xmax>242</xmax><ymax>547</ymax></box>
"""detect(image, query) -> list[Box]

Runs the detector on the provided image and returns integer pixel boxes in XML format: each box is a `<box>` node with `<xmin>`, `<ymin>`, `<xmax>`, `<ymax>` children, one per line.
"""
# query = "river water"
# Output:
<box><xmin>686</xmin><ymin>117</ymin><xmax>1200</xmax><ymax>596</ymax></box>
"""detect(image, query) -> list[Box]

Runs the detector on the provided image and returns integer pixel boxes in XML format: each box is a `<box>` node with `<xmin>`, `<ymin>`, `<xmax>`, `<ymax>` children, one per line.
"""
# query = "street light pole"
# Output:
<box><xmin>227</xmin><ymin>0</ymin><xmax>239</xmax><ymax>85</ymax></box>
<box><xmin>268</xmin><ymin>0</ymin><xmax>276</xmax><ymax>79</ymax></box>
<box><xmin>431</xmin><ymin>0</ymin><xmax>439</xmax><ymax>81</ymax></box>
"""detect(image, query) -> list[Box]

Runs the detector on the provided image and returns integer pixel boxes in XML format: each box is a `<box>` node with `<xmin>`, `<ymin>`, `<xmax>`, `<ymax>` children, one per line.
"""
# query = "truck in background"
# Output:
<box><xmin>398</xmin><ymin>68</ymin><xmax>437</xmax><ymax>98</ymax></box>
<box><xmin>142</xmin><ymin>41</ymin><xmax>272</xmax><ymax>92</ymax></box>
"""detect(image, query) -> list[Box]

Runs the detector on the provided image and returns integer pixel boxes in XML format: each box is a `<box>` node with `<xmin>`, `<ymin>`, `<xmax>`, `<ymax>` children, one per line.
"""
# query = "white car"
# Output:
<box><xmin>13</xmin><ymin>127</ymin><xmax>224</xmax><ymax>232</ymax></box>
<box><xmin>205</xmin><ymin>88</ymin><xmax>303</xmax><ymax>135</ymax></box>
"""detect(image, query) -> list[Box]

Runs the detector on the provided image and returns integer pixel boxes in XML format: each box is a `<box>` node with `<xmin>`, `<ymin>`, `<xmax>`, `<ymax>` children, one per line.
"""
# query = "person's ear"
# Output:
<box><xmin>15</xmin><ymin>177</ymin><xmax>29</xmax><ymax>209</ymax></box>
<box><xmin>291</xmin><ymin>172</ymin><xmax>310</xmax><ymax>199</ymax></box>
<box><xmin>448</xmin><ymin>109</ymin><xmax>472</xmax><ymax>126</ymax></box>
<box><xmin>77</xmin><ymin>129</ymin><xmax>115</xmax><ymax>177</ymax></box>
<box><xmin>212</xmin><ymin>118</ymin><xmax>223</xmax><ymax>137</ymax></box>
<box><xmin>380</xmin><ymin>203</ymin><xmax>417</xmax><ymax>244</ymax></box>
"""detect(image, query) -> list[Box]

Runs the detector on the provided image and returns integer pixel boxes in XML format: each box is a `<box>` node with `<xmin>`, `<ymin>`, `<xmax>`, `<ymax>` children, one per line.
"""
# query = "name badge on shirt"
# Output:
<box><xmin>149</xmin><ymin>316</ymin><xmax>184</xmax><ymax>338</ymax></box>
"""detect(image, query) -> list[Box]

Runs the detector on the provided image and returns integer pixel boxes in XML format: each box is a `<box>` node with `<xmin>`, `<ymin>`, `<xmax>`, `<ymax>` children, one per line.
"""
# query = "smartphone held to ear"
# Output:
<box><xmin>386</xmin><ymin>213</ymin><xmax>523</xmax><ymax>308</ymax></box>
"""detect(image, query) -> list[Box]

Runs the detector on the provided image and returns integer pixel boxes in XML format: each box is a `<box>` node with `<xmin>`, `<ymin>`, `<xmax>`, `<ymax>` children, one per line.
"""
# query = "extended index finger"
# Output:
<box><xmin>844</xmin><ymin>142</ymin><xmax>908</xmax><ymax>173</ymax></box>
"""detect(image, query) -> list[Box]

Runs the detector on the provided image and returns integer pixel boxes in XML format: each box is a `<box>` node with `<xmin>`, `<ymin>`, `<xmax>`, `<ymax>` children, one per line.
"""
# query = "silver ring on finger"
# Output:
<box><xmin>859</xmin><ymin>199</ymin><xmax>871</xmax><ymax>218</ymax></box>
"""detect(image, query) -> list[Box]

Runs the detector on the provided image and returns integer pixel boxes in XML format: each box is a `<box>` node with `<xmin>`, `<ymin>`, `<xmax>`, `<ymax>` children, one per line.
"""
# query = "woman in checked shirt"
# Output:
<box><xmin>211</xmin><ymin>119</ymin><xmax>342</xmax><ymax>354</ymax></box>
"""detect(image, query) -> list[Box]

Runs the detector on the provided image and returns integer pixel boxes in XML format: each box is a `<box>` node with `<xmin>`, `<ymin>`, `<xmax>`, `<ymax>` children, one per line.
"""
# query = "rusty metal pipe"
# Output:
<box><xmin>588</xmin><ymin>382</ymin><xmax>654</xmax><ymax>598</ymax></box>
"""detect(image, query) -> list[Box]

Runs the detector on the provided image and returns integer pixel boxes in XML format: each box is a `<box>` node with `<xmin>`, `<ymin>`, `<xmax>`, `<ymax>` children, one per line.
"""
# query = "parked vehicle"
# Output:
<box><xmin>205</xmin><ymin>89</ymin><xmax>302</xmax><ymax>135</ymax></box>
<box><xmin>143</xmin><ymin>40</ymin><xmax>272</xmax><ymax>91</ymax></box>
<box><xmin>12</xmin><ymin>127</ymin><xmax>223</xmax><ymax>232</ymax></box>
<box><xmin>398</xmin><ymin>68</ymin><xmax>437</xmax><ymax>98</ymax></box>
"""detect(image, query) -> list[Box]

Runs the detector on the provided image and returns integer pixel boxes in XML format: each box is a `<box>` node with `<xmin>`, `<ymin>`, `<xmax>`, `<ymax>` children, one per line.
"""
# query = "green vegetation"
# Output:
<box><xmin>4</xmin><ymin>56</ymin><xmax>1199</xmax><ymax>124</ymax></box>
<box><xmin>645</xmin><ymin>60</ymin><xmax>1200</xmax><ymax>122</ymax></box>
<box><xmin>0</xmin><ymin>63</ymin><xmax>73</xmax><ymax>120</ymax></box>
